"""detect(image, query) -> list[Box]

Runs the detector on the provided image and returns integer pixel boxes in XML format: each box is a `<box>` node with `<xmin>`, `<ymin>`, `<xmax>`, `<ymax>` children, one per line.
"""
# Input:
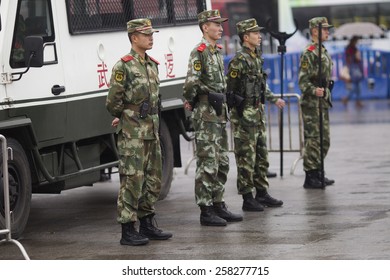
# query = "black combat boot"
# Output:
<box><xmin>213</xmin><ymin>202</ymin><xmax>243</xmax><ymax>222</ymax></box>
<box><xmin>255</xmin><ymin>189</ymin><xmax>283</xmax><ymax>207</ymax></box>
<box><xmin>303</xmin><ymin>170</ymin><xmax>325</xmax><ymax>189</ymax></box>
<box><xmin>242</xmin><ymin>192</ymin><xmax>264</xmax><ymax>212</ymax></box>
<box><xmin>319</xmin><ymin>171</ymin><xmax>335</xmax><ymax>186</ymax></box>
<box><xmin>266</xmin><ymin>170</ymin><xmax>277</xmax><ymax>178</ymax></box>
<box><xmin>200</xmin><ymin>206</ymin><xmax>227</xmax><ymax>226</ymax></box>
<box><xmin>139</xmin><ymin>214</ymin><xmax>173</xmax><ymax>240</ymax></box>
<box><xmin>120</xmin><ymin>222</ymin><xmax>149</xmax><ymax>246</ymax></box>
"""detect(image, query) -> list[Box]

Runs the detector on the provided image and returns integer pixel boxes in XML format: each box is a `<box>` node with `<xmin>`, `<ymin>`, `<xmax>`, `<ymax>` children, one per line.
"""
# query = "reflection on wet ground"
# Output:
<box><xmin>1</xmin><ymin>100</ymin><xmax>390</xmax><ymax>260</ymax></box>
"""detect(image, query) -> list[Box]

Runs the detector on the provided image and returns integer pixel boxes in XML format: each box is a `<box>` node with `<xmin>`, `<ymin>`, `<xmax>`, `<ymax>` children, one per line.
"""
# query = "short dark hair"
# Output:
<box><xmin>199</xmin><ymin>22</ymin><xmax>208</xmax><ymax>33</ymax></box>
<box><xmin>128</xmin><ymin>31</ymin><xmax>140</xmax><ymax>43</ymax></box>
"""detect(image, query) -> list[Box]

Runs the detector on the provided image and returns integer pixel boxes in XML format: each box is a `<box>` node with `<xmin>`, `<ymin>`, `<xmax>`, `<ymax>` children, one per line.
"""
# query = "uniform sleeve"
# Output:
<box><xmin>264</xmin><ymin>83</ymin><xmax>278</xmax><ymax>103</ymax></box>
<box><xmin>298</xmin><ymin>52</ymin><xmax>316</xmax><ymax>96</ymax></box>
<box><xmin>106</xmin><ymin>61</ymin><xmax>126</xmax><ymax>118</ymax></box>
<box><xmin>226</xmin><ymin>57</ymin><xmax>242</xmax><ymax>94</ymax></box>
<box><xmin>183</xmin><ymin>49</ymin><xmax>213</xmax><ymax>103</ymax></box>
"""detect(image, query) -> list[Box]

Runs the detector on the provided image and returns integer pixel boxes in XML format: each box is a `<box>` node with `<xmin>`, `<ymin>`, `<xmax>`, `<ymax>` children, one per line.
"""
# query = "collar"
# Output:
<box><xmin>201</xmin><ymin>37</ymin><xmax>220</xmax><ymax>53</ymax></box>
<box><xmin>242</xmin><ymin>45</ymin><xmax>259</xmax><ymax>58</ymax></box>
<box><xmin>130</xmin><ymin>49</ymin><xmax>151</xmax><ymax>65</ymax></box>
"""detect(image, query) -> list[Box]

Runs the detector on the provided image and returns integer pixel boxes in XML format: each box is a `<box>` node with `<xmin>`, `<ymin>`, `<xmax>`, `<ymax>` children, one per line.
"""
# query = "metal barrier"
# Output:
<box><xmin>266</xmin><ymin>93</ymin><xmax>303</xmax><ymax>175</ymax></box>
<box><xmin>0</xmin><ymin>135</ymin><xmax>30</xmax><ymax>260</ymax></box>
<box><xmin>184</xmin><ymin>93</ymin><xmax>303</xmax><ymax>175</ymax></box>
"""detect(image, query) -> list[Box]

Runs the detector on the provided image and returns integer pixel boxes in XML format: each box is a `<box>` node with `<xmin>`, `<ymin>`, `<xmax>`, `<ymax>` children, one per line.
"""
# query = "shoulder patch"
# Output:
<box><xmin>149</xmin><ymin>55</ymin><xmax>160</xmax><ymax>65</ymax></box>
<box><xmin>229</xmin><ymin>69</ymin><xmax>238</xmax><ymax>79</ymax></box>
<box><xmin>193</xmin><ymin>60</ymin><xmax>202</xmax><ymax>71</ymax></box>
<box><xmin>197</xmin><ymin>43</ymin><xmax>207</xmax><ymax>52</ymax></box>
<box><xmin>216</xmin><ymin>44</ymin><xmax>223</xmax><ymax>49</ymax></box>
<box><xmin>114</xmin><ymin>70</ymin><xmax>124</xmax><ymax>82</ymax></box>
<box><xmin>307</xmin><ymin>45</ymin><xmax>316</xmax><ymax>52</ymax></box>
<box><xmin>121</xmin><ymin>55</ymin><xmax>134</xmax><ymax>62</ymax></box>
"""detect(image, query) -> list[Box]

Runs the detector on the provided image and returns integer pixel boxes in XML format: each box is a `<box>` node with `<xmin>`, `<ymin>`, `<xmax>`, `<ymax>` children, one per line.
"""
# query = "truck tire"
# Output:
<box><xmin>0</xmin><ymin>138</ymin><xmax>32</xmax><ymax>239</ymax></box>
<box><xmin>159</xmin><ymin>119</ymin><xmax>174</xmax><ymax>200</ymax></box>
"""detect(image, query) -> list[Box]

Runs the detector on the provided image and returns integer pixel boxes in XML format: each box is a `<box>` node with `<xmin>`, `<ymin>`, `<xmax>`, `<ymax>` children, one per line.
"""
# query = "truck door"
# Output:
<box><xmin>6</xmin><ymin>0</ymin><xmax>66</xmax><ymax>143</ymax></box>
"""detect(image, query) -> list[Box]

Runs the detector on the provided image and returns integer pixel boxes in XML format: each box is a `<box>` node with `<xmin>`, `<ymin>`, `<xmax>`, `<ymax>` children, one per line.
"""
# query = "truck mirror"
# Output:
<box><xmin>24</xmin><ymin>36</ymin><xmax>44</xmax><ymax>67</ymax></box>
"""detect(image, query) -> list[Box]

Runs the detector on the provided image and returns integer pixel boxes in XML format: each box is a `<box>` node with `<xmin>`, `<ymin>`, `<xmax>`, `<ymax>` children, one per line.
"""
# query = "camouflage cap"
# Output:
<box><xmin>127</xmin><ymin>18</ymin><xmax>159</xmax><ymax>34</ymax></box>
<box><xmin>309</xmin><ymin>17</ymin><xmax>333</xmax><ymax>29</ymax></box>
<box><xmin>197</xmin><ymin>10</ymin><xmax>227</xmax><ymax>24</ymax></box>
<box><xmin>236</xmin><ymin>18</ymin><xmax>263</xmax><ymax>34</ymax></box>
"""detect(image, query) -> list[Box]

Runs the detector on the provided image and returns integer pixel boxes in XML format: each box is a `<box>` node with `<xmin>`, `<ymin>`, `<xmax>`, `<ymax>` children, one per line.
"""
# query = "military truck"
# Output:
<box><xmin>0</xmin><ymin>0</ymin><xmax>208</xmax><ymax>238</ymax></box>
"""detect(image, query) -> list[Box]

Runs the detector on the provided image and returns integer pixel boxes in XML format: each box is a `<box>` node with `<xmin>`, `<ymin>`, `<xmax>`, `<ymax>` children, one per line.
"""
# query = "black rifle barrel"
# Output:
<box><xmin>317</xmin><ymin>23</ymin><xmax>325</xmax><ymax>188</ymax></box>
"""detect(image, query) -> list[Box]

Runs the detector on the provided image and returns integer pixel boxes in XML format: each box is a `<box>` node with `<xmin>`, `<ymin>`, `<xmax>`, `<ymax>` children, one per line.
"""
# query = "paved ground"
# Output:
<box><xmin>1</xmin><ymin>99</ymin><xmax>390</xmax><ymax>260</ymax></box>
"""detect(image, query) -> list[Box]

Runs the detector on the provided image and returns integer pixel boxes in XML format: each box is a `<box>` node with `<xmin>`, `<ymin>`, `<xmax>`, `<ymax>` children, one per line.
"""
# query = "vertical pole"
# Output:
<box><xmin>317</xmin><ymin>23</ymin><xmax>325</xmax><ymax>188</ymax></box>
<box><xmin>279</xmin><ymin>51</ymin><xmax>284</xmax><ymax>177</ymax></box>
<box><xmin>1</xmin><ymin>136</ymin><xmax>11</xmax><ymax>240</ymax></box>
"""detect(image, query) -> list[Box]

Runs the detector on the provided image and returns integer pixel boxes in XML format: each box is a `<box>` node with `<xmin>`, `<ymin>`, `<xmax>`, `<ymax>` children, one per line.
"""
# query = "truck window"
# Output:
<box><xmin>66</xmin><ymin>0</ymin><xmax>205</xmax><ymax>34</ymax></box>
<box><xmin>10</xmin><ymin>0</ymin><xmax>55</xmax><ymax>68</ymax></box>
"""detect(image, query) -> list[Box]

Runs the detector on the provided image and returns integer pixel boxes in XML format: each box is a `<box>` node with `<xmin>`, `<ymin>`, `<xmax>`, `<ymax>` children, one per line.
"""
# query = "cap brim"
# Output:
<box><xmin>209</xmin><ymin>17</ymin><xmax>228</xmax><ymax>23</ymax></box>
<box><xmin>247</xmin><ymin>26</ymin><xmax>263</xmax><ymax>32</ymax></box>
<box><xmin>315</xmin><ymin>24</ymin><xmax>333</xmax><ymax>29</ymax></box>
<box><xmin>139</xmin><ymin>28</ymin><xmax>159</xmax><ymax>34</ymax></box>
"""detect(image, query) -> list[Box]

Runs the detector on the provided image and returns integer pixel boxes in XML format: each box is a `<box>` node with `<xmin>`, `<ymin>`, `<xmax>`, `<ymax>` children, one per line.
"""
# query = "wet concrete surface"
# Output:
<box><xmin>1</xmin><ymin>99</ymin><xmax>390</xmax><ymax>260</ymax></box>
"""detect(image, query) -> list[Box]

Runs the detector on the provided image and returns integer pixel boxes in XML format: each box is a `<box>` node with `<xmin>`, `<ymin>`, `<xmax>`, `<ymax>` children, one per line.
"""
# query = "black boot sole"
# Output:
<box><xmin>220</xmin><ymin>216</ymin><xmax>243</xmax><ymax>222</ymax></box>
<box><xmin>140</xmin><ymin>233</ymin><xmax>173</xmax><ymax>240</ymax></box>
<box><xmin>200</xmin><ymin>220</ymin><xmax>227</xmax><ymax>226</ymax></box>
<box><xmin>259</xmin><ymin>202</ymin><xmax>283</xmax><ymax>207</ymax></box>
<box><xmin>242</xmin><ymin>206</ymin><xmax>264</xmax><ymax>212</ymax></box>
<box><xmin>120</xmin><ymin>238</ymin><xmax>149</xmax><ymax>246</ymax></box>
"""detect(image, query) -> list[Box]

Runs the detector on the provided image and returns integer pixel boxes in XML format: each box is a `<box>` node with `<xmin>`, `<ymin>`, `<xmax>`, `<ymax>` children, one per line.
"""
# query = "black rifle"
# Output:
<box><xmin>227</xmin><ymin>91</ymin><xmax>245</xmax><ymax>117</ymax></box>
<box><xmin>158</xmin><ymin>94</ymin><xmax>162</xmax><ymax>135</ymax></box>
<box><xmin>318</xmin><ymin>23</ymin><xmax>325</xmax><ymax>188</ymax></box>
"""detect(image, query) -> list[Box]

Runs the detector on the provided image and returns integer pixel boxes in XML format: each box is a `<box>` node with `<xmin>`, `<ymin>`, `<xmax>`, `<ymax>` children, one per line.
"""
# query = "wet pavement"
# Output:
<box><xmin>1</xmin><ymin>99</ymin><xmax>390</xmax><ymax>260</ymax></box>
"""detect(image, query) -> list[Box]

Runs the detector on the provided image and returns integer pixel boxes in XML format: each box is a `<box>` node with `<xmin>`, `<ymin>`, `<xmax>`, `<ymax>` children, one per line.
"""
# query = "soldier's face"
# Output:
<box><xmin>132</xmin><ymin>32</ymin><xmax>154</xmax><ymax>51</ymax></box>
<box><xmin>312</xmin><ymin>27</ymin><xmax>330</xmax><ymax>42</ymax></box>
<box><xmin>204</xmin><ymin>22</ymin><xmax>223</xmax><ymax>41</ymax></box>
<box><xmin>246</xmin><ymin>31</ymin><xmax>262</xmax><ymax>48</ymax></box>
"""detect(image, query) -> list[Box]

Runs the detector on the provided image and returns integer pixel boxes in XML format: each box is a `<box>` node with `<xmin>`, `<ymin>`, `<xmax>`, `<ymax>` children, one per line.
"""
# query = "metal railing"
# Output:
<box><xmin>0</xmin><ymin>135</ymin><xmax>30</xmax><ymax>260</ymax></box>
<box><xmin>266</xmin><ymin>93</ymin><xmax>303</xmax><ymax>175</ymax></box>
<box><xmin>184</xmin><ymin>93</ymin><xmax>304</xmax><ymax>175</ymax></box>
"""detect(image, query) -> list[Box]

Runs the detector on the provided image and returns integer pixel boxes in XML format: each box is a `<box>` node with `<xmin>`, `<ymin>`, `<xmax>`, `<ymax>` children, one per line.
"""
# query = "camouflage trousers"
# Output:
<box><xmin>301</xmin><ymin>106</ymin><xmax>330</xmax><ymax>171</ymax></box>
<box><xmin>193</xmin><ymin>119</ymin><xmax>229</xmax><ymax>206</ymax></box>
<box><xmin>116</xmin><ymin>135</ymin><xmax>162</xmax><ymax>223</ymax></box>
<box><xmin>233</xmin><ymin>122</ymin><xmax>269</xmax><ymax>195</ymax></box>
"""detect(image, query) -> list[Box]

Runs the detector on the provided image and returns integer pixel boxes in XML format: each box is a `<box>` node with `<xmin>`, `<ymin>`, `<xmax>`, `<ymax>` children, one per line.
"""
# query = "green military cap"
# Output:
<box><xmin>127</xmin><ymin>18</ymin><xmax>159</xmax><ymax>34</ymax></box>
<box><xmin>309</xmin><ymin>17</ymin><xmax>333</xmax><ymax>29</ymax></box>
<box><xmin>197</xmin><ymin>9</ymin><xmax>227</xmax><ymax>24</ymax></box>
<box><xmin>236</xmin><ymin>18</ymin><xmax>263</xmax><ymax>34</ymax></box>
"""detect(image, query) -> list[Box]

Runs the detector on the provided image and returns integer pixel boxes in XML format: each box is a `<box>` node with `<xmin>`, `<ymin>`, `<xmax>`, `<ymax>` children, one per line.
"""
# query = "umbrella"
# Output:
<box><xmin>333</xmin><ymin>22</ymin><xmax>384</xmax><ymax>39</ymax></box>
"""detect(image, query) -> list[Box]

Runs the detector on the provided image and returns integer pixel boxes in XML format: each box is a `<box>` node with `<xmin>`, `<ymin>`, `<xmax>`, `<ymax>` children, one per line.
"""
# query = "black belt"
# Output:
<box><xmin>123</xmin><ymin>104</ymin><xmax>158</xmax><ymax>115</ymax></box>
<box><xmin>198</xmin><ymin>94</ymin><xmax>227</xmax><ymax>102</ymax></box>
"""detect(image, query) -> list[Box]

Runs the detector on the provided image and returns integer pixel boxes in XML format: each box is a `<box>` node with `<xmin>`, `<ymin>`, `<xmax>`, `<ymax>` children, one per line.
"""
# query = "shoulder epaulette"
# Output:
<box><xmin>307</xmin><ymin>45</ymin><xmax>316</xmax><ymax>52</ymax></box>
<box><xmin>121</xmin><ymin>55</ymin><xmax>134</xmax><ymax>62</ymax></box>
<box><xmin>197</xmin><ymin>43</ymin><xmax>207</xmax><ymax>52</ymax></box>
<box><xmin>216</xmin><ymin>44</ymin><xmax>223</xmax><ymax>49</ymax></box>
<box><xmin>149</xmin><ymin>55</ymin><xmax>160</xmax><ymax>65</ymax></box>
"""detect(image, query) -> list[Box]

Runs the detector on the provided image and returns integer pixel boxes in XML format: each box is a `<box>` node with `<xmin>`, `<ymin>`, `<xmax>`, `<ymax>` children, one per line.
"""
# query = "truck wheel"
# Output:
<box><xmin>159</xmin><ymin>119</ymin><xmax>174</xmax><ymax>200</ymax></box>
<box><xmin>0</xmin><ymin>138</ymin><xmax>32</xmax><ymax>239</ymax></box>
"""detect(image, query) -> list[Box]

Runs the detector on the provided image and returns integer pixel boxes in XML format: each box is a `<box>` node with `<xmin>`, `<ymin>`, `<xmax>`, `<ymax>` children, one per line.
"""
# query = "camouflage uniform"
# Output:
<box><xmin>227</xmin><ymin>18</ymin><xmax>283</xmax><ymax>209</ymax></box>
<box><xmin>183</xmin><ymin>37</ymin><xmax>228</xmax><ymax>206</ymax></box>
<box><xmin>106</xmin><ymin>21</ymin><xmax>161</xmax><ymax>224</ymax></box>
<box><xmin>183</xmin><ymin>10</ymin><xmax>242</xmax><ymax>226</ymax></box>
<box><xmin>298</xmin><ymin>17</ymin><xmax>333</xmax><ymax>186</ymax></box>
<box><xmin>227</xmin><ymin>44</ymin><xmax>269</xmax><ymax>194</ymax></box>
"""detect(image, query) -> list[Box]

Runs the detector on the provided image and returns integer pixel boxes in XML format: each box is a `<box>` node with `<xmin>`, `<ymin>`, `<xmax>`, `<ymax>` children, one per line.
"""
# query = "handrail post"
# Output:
<box><xmin>0</xmin><ymin>134</ymin><xmax>30</xmax><ymax>260</ymax></box>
